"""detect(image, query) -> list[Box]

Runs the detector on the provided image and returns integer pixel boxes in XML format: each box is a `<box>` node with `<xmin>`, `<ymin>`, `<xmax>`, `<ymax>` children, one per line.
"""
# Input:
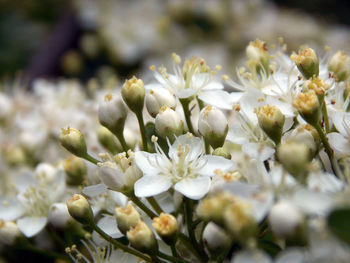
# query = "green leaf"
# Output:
<box><xmin>328</xmin><ymin>208</ymin><xmax>350</xmax><ymax>245</ymax></box>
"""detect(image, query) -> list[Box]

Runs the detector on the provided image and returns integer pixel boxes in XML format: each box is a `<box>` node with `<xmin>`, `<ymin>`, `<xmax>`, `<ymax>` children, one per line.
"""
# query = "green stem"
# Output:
<box><xmin>314</xmin><ymin>123</ymin><xmax>344</xmax><ymax>180</ymax></box>
<box><xmin>83</xmin><ymin>153</ymin><xmax>100</xmax><ymax>165</ymax></box>
<box><xmin>146</xmin><ymin>196</ymin><xmax>163</xmax><ymax>215</ymax></box>
<box><xmin>157</xmin><ymin>251</ymin><xmax>191</xmax><ymax>263</ymax></box>
<box><xmin>170</xmin><ymin>243</ymin><xmax>178</xmax><ymax>257</ymax></box>
<box><xmin>136</xmin><ymin>112</ymin><xmax>148</xmax><ymax>151</ymax></box>
<box><xmin>204</xmin><ymin>139</ymin><xmax>210</xmax><ymax>154</ymax></box>
<box><xmin>180</xmin><ymin>99</ymin><xmax>195</xmax><ymax>134</ymax></box>
<box><xmin>322</xmin><ymin>101</ymin><xmax>330</xmax><ymax>133</ymax></box>
<box><xmin>197</xmin><ymin>97</ymin><xmax>204</xmax><ymax>110</ymax></box>
<box><xmin>129</xmin><ymin>194</ymin><xmax>158</xmax><ymax>218</ymax></box>
<box><xmin>178</xmin><ymin>233</ymin><xmax>202</xmax><ymax>262</ymax></box>
<box><xmin>216</xmin><ymin>244</ymin><xmax>232</xmax><ymax>263</ymax></box>
<box><xmin>92</xmin><ymin>222</ymin><xmax>152</xmax><ymax>262</ymax></box>
<box><xmin>116</xmin><ymin>131</ymin><xmax>129</xmax><ymax>153</ymax></box>
<box><xmin>185</xmin><ymin>199</ymin><xmax>208</xmax><ymax>262</ymax></box>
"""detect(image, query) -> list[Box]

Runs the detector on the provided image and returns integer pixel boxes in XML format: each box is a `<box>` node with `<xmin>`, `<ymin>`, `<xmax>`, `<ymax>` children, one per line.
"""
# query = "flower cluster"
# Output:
<box><xmin>3</xmin><ymin>38</ymin><xmax>350</xmax><ymax>263</ymax></box>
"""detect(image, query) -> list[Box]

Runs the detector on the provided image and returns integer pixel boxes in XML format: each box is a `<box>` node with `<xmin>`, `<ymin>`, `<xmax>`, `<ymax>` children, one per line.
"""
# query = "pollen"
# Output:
<box><xmin>203</xmin><ymin>105</ymin><xmax>212</xmax><ymax>117</ymax></box>
<box><xmin>104</xmin><ymin>93</ymin><xmax>113</xmax><ymax>102</ymax></box>
<box><xmin>305</xmin><ymin>76</ymin><xmax>329</xmax><ymax>95</ymax></box>
<box><xmin>293</xmin><ymin>90</ymin><xmax>319</xmax><ymax>113</ymax></box>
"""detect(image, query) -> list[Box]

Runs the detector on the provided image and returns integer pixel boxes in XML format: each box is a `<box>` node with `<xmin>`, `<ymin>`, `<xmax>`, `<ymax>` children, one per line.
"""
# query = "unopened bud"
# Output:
<box><xmin>212</xmin><ymin>147</ymin><xmax>231</xmax><ymax>159</ymax></box>
<box><xmin>223</xmin><ymin>200</ymin><xmax>257</xmax><ymax>243</ymax></box>
<box><xmin>198</xmin><ymin>106</ymin><xmax>228</xmax><ymax>149</ymax></box>
<box><xmin>152</xmin><ymin>213</ymin><xmax>178</xmax><ymax>245</ymax></box>
<box><xmin>303</xmin><ymin>76</ymin><xmax>329</xmax><ymax>102</ymax></box>
<box><xmin>98</xmin><ymin>94</ymin><xmax>127</xmax><ymax>136</ymax></box>
<box><xmin>122</xmin><ymin>76</ymin><xmax>145</xmax><ymax>113</ymax></box>
<box><xmin>289</xmin><ymin>124</ymin><xmax>320</xmax><ymax>159</ymax></box>
<box><xmin>127</xmin><ymin>221</ymin><xmax>157</xmax><ymax>253</ymax></box>
<box><xmin>277</xmin><ymin>140</ymin><xmax>310</xmax><ymax>178</ymax></box>
<box><xmin>60</xmin><ymin>127</ymin><xmax>87</xmax><ymax>157</ymax></box>
<box><xmin>269</xmin><ymin>201</ymin><xmax>307</xmax><ymax>244</ymax></box>
<box><xmin>202</xmin><ymin>222</ymin><xmax>231</xmax><ymax>254</ymax></box>
<box><xmin>146</xmin><ymin>88</ymin><xmax>176</xmax><ymax>118</ymax></box>
<box><xmin>257</xmin><ymin>105</ymin><xmax>285</xmax><ymax>145</ymax></box>
<box><xmin>0</xmin><ymin>220</ymin><xmax>21</xmax><ymax>245</ymax></box>
<box><xmin>49</xmin><ymin>203</ymin><xmax>73</xmax><ymax>228</ymax></box>
<box><xmin>329</xmin><ymin>51</ymin><xmax>350</xmax><ymax>82</ymax></box>
<box><xmin>293</xmin><ymin>90</ymin><xmax>320</xmax><ymax>125</ymax></box>
<box><xmin>290</xmin><ymin>47</ymin><xmax>319</xmax><ymax>79</ymax></box>
<box><xmin>66</xmin><ymin>194</ymin><xmax>93</xmax><ymax>225</ymax></box>
<box><xmin>115</xmin><ymin>204</ymin><xmax>141</xmax><ymax>234</ymax></box>
<box><xmin>97</xmin><ymin>126</ymin><xmax>122</xmax><ymax>154</ymax></box>
<box><xmin>246</xmin><ymin>39</ymin><xmax>270</xmax><ymax>75</ymax></box>
<box><xmin>155</xmin><ymin>107</ymin><xmax>184</xmax><ymax>140</ymax></box>
<box><xmin>63</xmin><ymin>156</ymin><xmax>87</xmax><ymax>186</ymax></box>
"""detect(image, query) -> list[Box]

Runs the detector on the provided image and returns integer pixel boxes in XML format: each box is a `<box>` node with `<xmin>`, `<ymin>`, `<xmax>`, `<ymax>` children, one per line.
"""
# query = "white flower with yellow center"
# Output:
<box><xmin>134</xmin><ymin>134</ymin><xmax>233</xmax><ymax>200</ymax></box>
<box><xmin>150</xmin><ymin>53</ymin><xmax>224</xmax><ymax>100</ymax></box>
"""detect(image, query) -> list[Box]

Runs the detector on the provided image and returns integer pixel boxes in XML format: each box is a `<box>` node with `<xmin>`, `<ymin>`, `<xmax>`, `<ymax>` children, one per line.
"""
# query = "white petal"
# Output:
<box><xmin>201</xmin><ymin>81</ymin><xmax>224</xmax><ymax>90</ymax></box>
<box><xmin>242</xmin><ymin>142</ymin><xmax>275</xmax><ymax>161</ymax></box>
<box><xmin>332</xmin><ymin>112</ymin><xmax>350</xmax><ymax>136</ymax></box>
<box><xmin>169</xmin><ymin>135</ymin><xmax>203</xmax><ymax>162</ymax></box>
<box><xmin>197</xmin><ymin>155</ymin><xmax>233</xmax><ymax>177</ymax></box>
<box><xmin>307</xmin><ymin>172</ymin><xmax>344</xmax><ymax>193</ymax></box>
<box><xmin>227</xmin><ymin>123</ymin><xmax>249</xmax><ymax>144</ymax></box>
<box><xmin>134</xmin><ymin>176</ymin><xmax>172</xmax><ymax>197</ymax></box>
<box><xmin>178</xmin><ymin>88</ymin><xmax>197</xmax><ymax>99</ymax></box>
<box><xmin>135</xmin><ymin>151</ymin><xmax>162</xmax><ymax>175</ymax></box>
<box><xmin>17</xmin><ymin>216</ymin><xmax>47</xmax><ymax>237</ymax></box>
<box><xmin>82</xmin><ymin>184</ymin><xmax>107</xmax><ymax>197</ymax></box>
<box><xmin>0</xmin><ymin>198</ymin><xmax>24</xmax><ymax>220</ymax></box>
<box><xmin>174</xmin><ymin>176</ymin><xmax>211</xmax><ymax>200</ymax></box>
<box><xmin>198</xmin><ymin>90</ymin><xmax>235</xmax><ymax>110</ymax></box>
<box><xmin>328</xmin><ymin>132</ymin><xmax>350</xmax><ymax>156</ymax></box>
<box><xmin>276</xmin><ymin>248</ymin><xmax>306</xmax><ymax>263</ymax></box>
<box><xmin>97</xmin><ymin>215</ymin><xmax>123</xmax><ymax>239</ymax></box>
<box><xmin>292</xmin><ymin>189</ymin><xmax>333</xmax><ymax>216</ymax></box>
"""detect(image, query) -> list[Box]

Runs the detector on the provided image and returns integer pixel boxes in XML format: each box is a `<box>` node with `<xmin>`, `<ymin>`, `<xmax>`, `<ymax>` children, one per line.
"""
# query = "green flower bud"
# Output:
<box><xmin>127</xmin><ymin>221</ymin><xmax>158</xmax><ymax>253</ymax></box>
<box><xmin>155</xmin><ymin>106</ymin><xmax>184</xmax><ymax>141</ymax></box>
<box><xmin>329</xmin><ymin>51</ymin><xmax>350</xmax><ymax>82</ymax></box>
<box><xmin>97</xmin><ymin>126</ymin><xmax>122</xmax><ymax>154</ymax></box>
<box><xmin>198</xmin><ymin>106</ymin><xmax>228</xmax><ymax>149</ymax></box>
<box><xmin>122</xmin><ymin>76</ymin><xmax>145</xmax><ymax>113</ymax></box>
<box><xmin>59</xmin><ymin>127</ymin><xmax>87</xmax><ymax>158</ymax></box>
<box><xmin>115</xmin><ymin>204</ymin><xmax>141</xmax><ymax>234</ymax></box>
<box><xmin>66</xmin><ymin>194</ymin><xmax>93</xmax><ymax>225</ymax></box>
<box><xmin>290</xmin><ymin>47</ymin><xmax>319</xmax><ymax>79</ymax></box>
<box><xmin>257</xmin><ymin>104</ymin><xmax>285</xmax><ymax>145</ymax></box>
<box><xmin>152</xmin><ymin>213</ymin><xmax>178</xmax><ymax>245</ymax></box>
<box><xmin>63</xmin><ymin>156</ymin><xmax>87</xmax><ymax>186</ymax></box>
<box><xmin>98</xmin><ymin>94</ymin><xmax>127</xmax><ymax>136</ymax></box>
<box><xmin>293</xmin><ymin>90</ymin><xmax>321</xmax><ymax>126</ymax></box>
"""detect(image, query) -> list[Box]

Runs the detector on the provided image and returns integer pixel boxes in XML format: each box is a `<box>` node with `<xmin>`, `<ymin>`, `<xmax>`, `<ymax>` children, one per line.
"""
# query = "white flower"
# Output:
<box><xmin>134</xmin><ymin>134</ymin><xmax>233</xmax><ymax>200</ymax></box>
<box><xmin>150</xmin><ymin>53</ymin><xmax>224</xmax><ymax>100</ymax></box>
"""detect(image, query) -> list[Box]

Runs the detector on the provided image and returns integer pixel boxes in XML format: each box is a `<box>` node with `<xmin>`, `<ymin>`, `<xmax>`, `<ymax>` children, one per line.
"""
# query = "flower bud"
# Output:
<box><xmin>122</xmin><ymin>76</ymin><xmax>145</xmax><ymax>113</ymax></box>
<box><xmin>289</xmin><ymin>124</ymin><xmax>319</xmax><ymax>159</ymax></box>
<box><xmin>223</xmin><ymin>199</ymin><xmax>257</xmax><ymax>243</ymax></box>
<box><xmin>3</xmin><ymin>145</ymin><xmax>26</xmax><ymax>167</ymax></box>
<box><xmin>293</xmin><ymin>90</ymin><xmax>320</xmax><ymax>125</ymax></box>
<box><xmin>152</xmin><ymin>213</ymin><xmax>178</xmax><ymax>245</ymax></box>
<box><xmin>127</xmin><ymin>221</ymin><xmax>158</xmax><ymax>253</ymax></box>
<box><xmin>257</xmin><ymin>105</ymin><xmax>285</xmax><ymax>145</ymax></box>
<box><xmin>202</xmin><ymin>222</ymin><xmax>231</xmax><ymax>254</ymax></box>
<box><xmin>198</xmin><ymin>106</ymin><xmax>228</xmax><ymax>149</ymax></box>
<box><xmin>63</xmin><ymin>156</ymin><xmax>87</xmax><ymax>186</ymax></box>
<box><xmin>115</xmin><ymin>204</ymin><xmax>141</xmax><ymax>234</ymax></box>
<box><xmin>155</xmin><ymin>106</ymin><xmax>184</xmax><ymax>140</ymax></box>
<box><xmin>246</xmin><ymin>39</ymin><xmax>270</xmax><ymax>75</ymax></box>
<box><xmin>60</xmin><ymin>127</ymin><xmax>87</xmax><ymax>158</ymax></box>
<box><xmin>197</xmin><ymin>192</ymin><xmax>236</xmax><ymax>225</ymax></box>
<box><xmin>268</xmin><ymin>201</ymin><xmax>306</xmax><ymax>243</ymax></box>
<box><xmin>0</xmin><ymin>220</ymin><xmax>21</xmax><ymax>245</ymax></box>
<box><xmin>277</xmin><ymin>140</ymin><xmax>310</xmax><ymax>178</ymax></box>
<box><xmin>290</xmin><ymin>47</ymin><xmax>319</xmax><ymax>79</ymax></box>
<box><xmin>329</xmin><ymin>51</ymin><xmax>350</xmax><ymax>82</ymax></box>
<box><xmin>146</xmin><ymin>88</ymin><xmax>176</xmax><ymax>118</ymax></box>
<box><xmin>97</xmin><ymin>126</ymin><xmax>122</xmax><ymax>154</ymax></box>
<box><xmin>49</xmin><ymin>203</ymin><xmax>73</xmax><ymax>228</ymax></box>
<box><xmin>212</xmin><ymin>147</ymin><xmax>231</xmax><ymax>159</ymax></box>
<box><xmin>98</xmin><ymin>94</ymin><xmax>127</xmax><ymax>136</ymax></box>
<box><xmin>303</xmin><ymin>76</ymin><xmax>329</xmax><ymax>102</ymax></box>
<box><xmin>66</xmin><ymin>194</ymin><xmax>93</xmax><ymax>225</ymax></box>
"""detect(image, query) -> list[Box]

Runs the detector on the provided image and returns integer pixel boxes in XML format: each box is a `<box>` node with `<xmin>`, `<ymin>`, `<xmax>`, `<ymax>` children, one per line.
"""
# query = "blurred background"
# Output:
<box><xmin>1</xmin><ymin>0</ymin><xmax>350</xmax><ymax>85</ymax></box>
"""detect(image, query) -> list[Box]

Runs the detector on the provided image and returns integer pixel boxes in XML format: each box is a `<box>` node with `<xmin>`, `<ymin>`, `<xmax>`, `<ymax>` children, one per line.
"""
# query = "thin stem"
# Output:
<box><xmin>216</xmin><ymin>244</ymin><xmax>232</xmax><ymax>263</ymax></box>
<box><xmin>185</xmin><ymin>199</ymin><xmax>208</xmax><ymax>262</ymax></box>
<box><xmin>314</xmin><ymin>123</ymin><xmax>344</xmax><ymax>180</ymax></box>
<box><xmin>116</xmin><ymin>131</ymin><xmax>129</xmax><ymax>153</ymax></box>
<box><xmin>204</xmin><ymin>139</ymin><xmax>210</xmax><ymax>154</ymax></box>
<box><xmin>129</xmin><ymin>194</ymin><xmax>157</xmax><ymax>218</ymax></box>
<box><xmin>146</xmin><ymin>196</ymin><xmax>163</xmax><ymax>215</ymax></box>
<box><xmin>180</xmin><ymin>99</ymin><xmax>195</xmax><ymax>134</ymax></box>
<box><xmin>177</xmin><ymin>233</ymin><xmax>202</xmax><ymax>262</ymax></box>
<box><xmin>322</xmin><ymin>101</ymin><xmax>330</xmax><ymax>133</ymax></box>
<box><xmin>83</xmin><ymin>153</ymin><xmax>100</xmax><ymax>165</ymax></box>
<box><xmin>157</xmin><ymin>251</ymin><xmax>191</xmax><ymax>263</ymax></box>
<box><xmin>92</xmin><ymin>222</ymin><xmax>152</xmax><ymax>262</ymax></box>
<box><xmin>136</xmin><ymin>112</ymin><xmax>148</xmax><ymax>151</ymax></box>
<box><xmin>170</xmin><ymin>243</ymin><xmax>178</xmax><ymax>257</ymax></box>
